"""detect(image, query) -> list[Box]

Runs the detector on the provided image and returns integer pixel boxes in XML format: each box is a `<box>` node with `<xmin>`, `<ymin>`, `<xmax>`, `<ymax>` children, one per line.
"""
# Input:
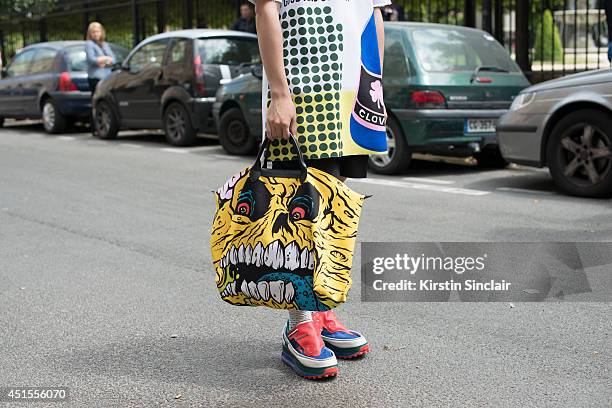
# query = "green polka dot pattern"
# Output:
<box><xmin>267</xmin><ymin>6</ymin><xmax>344</xmax><ymax>161</ymax></box>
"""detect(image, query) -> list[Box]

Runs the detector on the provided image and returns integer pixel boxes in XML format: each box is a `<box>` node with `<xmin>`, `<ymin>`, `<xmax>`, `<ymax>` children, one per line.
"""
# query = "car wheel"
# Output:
<box><xmin>368</xmin><ymin>115</ymin><xmax>411</xmax><ymax>174</ymax></box>
<box><xmin>163</xmin><ymin>102</ymin><xmax>196</xmax><ymax>146</ymax></box>
<box><xmin>42</xmin><ymin>98</ymin><xmax>67</xmax><ymax>134</ymax></box>
<box><xmin>218</xmin><ymin>107</ymin><xmax>257</xmax><ymax>155</ymax></box>
<box><xmin>474</xmin><ymin>147</ymin><xmax>508</xmax><ymax>169</ymax></box>
<box><xmin>547</xmin><ymin>109</ymin><xmax>612</xmax><ymax>198</ymax></box>
<box><xmin>0</xmin><ymin>117</ymin><xmax>4</xmax><ymax>128</ymax></box>
<box><xmin>93</xmin><ymin>100</ymin><xmax>119</xmax><ymax>140</ymax></box>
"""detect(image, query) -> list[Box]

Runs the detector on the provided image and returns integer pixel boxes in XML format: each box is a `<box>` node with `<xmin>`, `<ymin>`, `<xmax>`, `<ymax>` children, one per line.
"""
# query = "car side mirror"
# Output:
<box><xmin>251</xmin><ymin>64</ymin><xmax>263</xmax><ymax>80</ymax></box>
<box><xmin>111</xmin><ymin>62</ymin><xmax>122</xmax><ymax>71</ymax></box>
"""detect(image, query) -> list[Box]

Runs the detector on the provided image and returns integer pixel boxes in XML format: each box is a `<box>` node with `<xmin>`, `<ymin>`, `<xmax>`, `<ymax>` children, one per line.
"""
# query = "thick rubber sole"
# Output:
<box><xmin>324</xmin><ymin>342</ymin><xmax>370</xmax><ymax>359</ymax></box>
<box><xmin>281</xmin><ymin>348</ymin><xmax>338</xmax><ymax>380</ymax></box>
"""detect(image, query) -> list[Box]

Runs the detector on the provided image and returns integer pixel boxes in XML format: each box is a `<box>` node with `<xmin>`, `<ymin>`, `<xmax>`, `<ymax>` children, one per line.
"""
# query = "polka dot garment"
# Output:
<box><xmin>250</xmin><ymin>0</ymin><xmax>392</xmax><ymax>161</ymax></box>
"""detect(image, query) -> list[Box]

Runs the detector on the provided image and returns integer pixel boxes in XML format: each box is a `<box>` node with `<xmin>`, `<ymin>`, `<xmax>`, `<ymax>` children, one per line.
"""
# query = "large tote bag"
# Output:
<box><xmin>210</xmin><ymin>135</ymin><xmax>366</xmax><ymax>311</ymax></box>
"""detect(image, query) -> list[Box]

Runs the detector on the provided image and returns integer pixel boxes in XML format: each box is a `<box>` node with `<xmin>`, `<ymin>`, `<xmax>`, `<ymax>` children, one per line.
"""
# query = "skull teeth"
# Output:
<box><xmin>220</xmin><ymin>281</ymin><xmax>237</xmax><ymax>297</ymax></box>
<box><xmin>232</xmin><ymin>280</ymin><xmax>295</xmax><ymax>303</ymax></box>
<box><xmin>220</xmin><ymin>240</ymin><xmax>315</xmax><ymax>271</ymax></box>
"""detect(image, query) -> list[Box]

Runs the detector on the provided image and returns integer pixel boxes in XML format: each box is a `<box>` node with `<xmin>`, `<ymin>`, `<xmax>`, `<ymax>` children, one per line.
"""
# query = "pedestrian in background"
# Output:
<box><xmin>381</xmin><ymin>4</ymin><xmax>404</xmax><ymax>21</ymax></box>
<box><xmin>85</xmin><ymin>22</ymin><xmax>115</xmax><ymax>92</ymax></box>
<box><xmin>231</xmin><ymin>2</ymin><xmax>257</xmax><ymax>33</ymax></box>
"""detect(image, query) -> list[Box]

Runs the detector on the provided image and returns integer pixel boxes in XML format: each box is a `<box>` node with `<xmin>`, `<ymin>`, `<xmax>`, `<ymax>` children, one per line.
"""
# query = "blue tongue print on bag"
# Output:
<box><xmin>257</xmin><ymin>272</ymin><xmax>330</xmax><ymax>311</ymax></box>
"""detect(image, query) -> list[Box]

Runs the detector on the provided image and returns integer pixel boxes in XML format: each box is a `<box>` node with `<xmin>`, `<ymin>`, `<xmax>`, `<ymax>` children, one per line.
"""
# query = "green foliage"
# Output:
<box><xmin>533</xmin><ymin>9</ymin><xmax>564</xmax><ymax>62</ymax></box>
<box><xmin>0</xmin><ymin>0</ymin><xmax>57</xmax><ymax>19</ymax></box>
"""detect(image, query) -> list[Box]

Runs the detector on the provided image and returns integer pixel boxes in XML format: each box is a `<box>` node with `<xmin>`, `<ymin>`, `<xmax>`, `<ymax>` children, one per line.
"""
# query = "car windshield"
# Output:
<box><xmin>410</xmin><ymin>28</ymin><xmax>520</xmax><ymax>73</ymax></box>
<box><xmin>197</xmin><ymin>37</ymin><xmax>260</xmax><ymax>65</ymax></box>
<box><xmin>65</xmin><ymin>44</ymin><xmax>128</xmax><ymax>71</ymax></box>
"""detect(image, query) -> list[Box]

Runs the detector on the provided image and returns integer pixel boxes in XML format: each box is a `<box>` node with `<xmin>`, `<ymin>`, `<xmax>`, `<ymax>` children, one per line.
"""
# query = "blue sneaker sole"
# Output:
<box><xmin>281</xmin><ymin>347</ymin><xmax>338</xmax><ymax>380</ymax></box>
<box><xmin>324</xmin><ymin>341</ymin><xmax>370</xmax><ymax>359</ymax></box>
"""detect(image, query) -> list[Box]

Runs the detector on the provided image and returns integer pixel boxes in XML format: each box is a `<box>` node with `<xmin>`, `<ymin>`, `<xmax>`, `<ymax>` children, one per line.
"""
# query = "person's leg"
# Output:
<box><xmin>282</xmin><ymin>309</ymin><xmax>338</xmax><ymax>379</ymax></box>
<box><xmin>313</xmin><ymin>310</ymin><xmax>369</xmax><ymax>359</ymax></box>
<box><xmin>310</xmin><ymin>155</ymin><xmax>370</xmax><ymax>359</ymax></box>
<box><xmin>271</xmin><ymin>158</ymin><xmax>340</xmax><ymax>379</ymax></box>
<box><xmin>88</xmin><ymin>78</ymin><xmax>100</xmax><ymax>131</ymax></box>
<box><xmin>608</xmin><ymin>43</ymin><xmax>612</xmax><ymax>64</ymax></box>
<box><xmin>88</xmin><ymin>78</ymin><xmax>99</xmax><ymax>93</ymax></box>
<box><xmin>288</xmin><ymin>310</ymin><xmax>312</xmax><ymax>330</ymax></box>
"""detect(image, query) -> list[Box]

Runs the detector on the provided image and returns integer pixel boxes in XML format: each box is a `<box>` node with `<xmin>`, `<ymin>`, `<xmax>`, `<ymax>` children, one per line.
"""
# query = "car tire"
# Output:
<box><xmin>163</xmin><ymin>102</ymin><xmax>196</xmax><ymax>146</ymax></box>
<box><xmin>368</xmin><ymin>115</ymin><xmax>411</xmax><ymax>175</ymax></box>
<box><xmin>218</xmin><ymin>107</ymin><xmax>257</xmax><ymax>155</ymax></box>
<box><xmin>546</xmin><ymin>109</ymin><xmax>612</xmax><ymax>198</ymax></box>
<box><xmin>474</xmin><ymin>148</ymin><xmax>509</xmax><ymax>169</ymax></box>
<box><xmin>93</xmin><ymin>100</ymin><xmax>119</xmax><ymax>140</ymax></box>
<box><xmin>0</xmin><ymin>117</ymin><xmax>4</xmax><ymax>128</ymax></box>
<box><xmin>42</xmin><ymin>98</ymin><xmax>67</xmax><ymax>134</ymax></box>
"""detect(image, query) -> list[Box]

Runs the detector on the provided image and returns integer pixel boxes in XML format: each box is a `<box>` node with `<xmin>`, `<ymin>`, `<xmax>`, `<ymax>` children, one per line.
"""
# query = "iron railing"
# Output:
<box><xmin>0</xmin><ymin>0</ymin><xmax>610</xmax><ymax>82</ymax></box>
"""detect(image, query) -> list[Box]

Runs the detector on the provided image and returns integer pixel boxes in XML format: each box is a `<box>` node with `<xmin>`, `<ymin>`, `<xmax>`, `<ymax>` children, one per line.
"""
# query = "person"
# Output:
<box><xmin>251</xmin><ymin>0</ymin><xmax>390</xmax><ymax>380</ymax></box>
<box><xmin>606</xmin><ymin>0</ymin><xmax>612</xmax><ymax>63</ymax></box>
<box><xmin>231</xmin><ymin>3</ymin><xmax>257</xmax><ymax>34</ymax></box>
<box><xmin>381</xmin><ymin>4</ymin><xmax>404</xmax><ymax>21</ymax></box>
<box><xmin>85</xmin><ymin>22</ymin><xmax>115</xmax><ymax>92</ymax></box>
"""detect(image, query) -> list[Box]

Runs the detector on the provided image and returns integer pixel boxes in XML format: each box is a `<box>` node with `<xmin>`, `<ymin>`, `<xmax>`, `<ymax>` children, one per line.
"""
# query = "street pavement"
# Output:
<box><xmin>0</xmin><ymin>123</ymin><xmax>610</xmax><ymax>408</ymax></box>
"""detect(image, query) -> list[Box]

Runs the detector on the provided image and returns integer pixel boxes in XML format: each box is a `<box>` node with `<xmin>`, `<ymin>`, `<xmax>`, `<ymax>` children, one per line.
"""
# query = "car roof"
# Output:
<box><xmin>385</xmin><ymin>21</ymin><xmax>488</xmax><ymax>34</ymax></box>
<box><xmin>140</xmin><ymin>29</ymin><xmax>257</xmax><ymax>44</ymax></box>
<box><xmin>20</xmin><ymin>40</ymin><xmax>126</xmax><ymax>52</ymax></box>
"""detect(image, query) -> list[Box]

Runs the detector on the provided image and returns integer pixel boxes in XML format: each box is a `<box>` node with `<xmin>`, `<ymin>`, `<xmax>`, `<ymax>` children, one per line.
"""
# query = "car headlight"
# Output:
<box><xmin>510</xmin><ymin>92</ymin><xmax>537</xmax><ymax>111</ymax></box>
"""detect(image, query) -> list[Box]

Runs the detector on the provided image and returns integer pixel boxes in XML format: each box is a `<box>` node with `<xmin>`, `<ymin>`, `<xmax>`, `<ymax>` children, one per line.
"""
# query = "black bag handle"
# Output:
<box><xmin>250</xmin><ymin>133</ymin><xmax>308</xmax><ymax>182</ymax></box>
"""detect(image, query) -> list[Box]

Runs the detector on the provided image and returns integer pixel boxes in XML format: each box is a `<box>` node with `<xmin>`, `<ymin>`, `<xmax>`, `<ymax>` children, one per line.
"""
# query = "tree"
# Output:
<box><xmin>533</xmin><ymin>9</ymin><xmax>564</xmax><ymax>62</ymax></box>
<box><xmin>0</xmin><ymin>0</ymin><xmax>57</xmax><ymax>20</ymax></box>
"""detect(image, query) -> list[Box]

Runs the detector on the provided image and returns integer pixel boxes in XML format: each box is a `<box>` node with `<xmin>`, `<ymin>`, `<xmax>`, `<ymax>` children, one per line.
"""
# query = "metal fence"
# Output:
<box><xmin>1</xmin><ymin>0</ymin><xmax>610</xmax><ymax>82</ymax></box>
<box><xmin>0</xmin><ymin>0</ymin><xmax>242</xmax><ymax>63</ymax></box>
<box><xmin>391</xmin><ymin>0</ymin><xmax>610</xmax><ymax>81</ymax></box>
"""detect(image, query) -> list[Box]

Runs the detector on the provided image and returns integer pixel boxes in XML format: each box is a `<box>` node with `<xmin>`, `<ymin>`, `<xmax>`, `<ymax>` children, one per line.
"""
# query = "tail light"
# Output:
<box><xmin>475</xmin><ymin>77</ymin><xmax>493</xmax><ymax>83</ymax></box>
<box><xmin>59</xmin><ymin>72</ymin><xmax>78</xmax><ymax>92</ymax></box>
<box><xmin>411</xmin><ymin>90</ymin><xmax>446</xmax><ymax>109</ymax></box>
<box><xmin>193</xmin><ymin>55</ymin><xmax>206</xmax><ymax>96</ymax></box>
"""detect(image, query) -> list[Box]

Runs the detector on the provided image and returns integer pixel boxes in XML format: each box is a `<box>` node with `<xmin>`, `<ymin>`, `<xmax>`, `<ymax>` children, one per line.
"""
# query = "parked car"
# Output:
<box><xmin>213</xmin><ymin>64</ymin><xmax>264</xmax><ymax>155</ymax></box>
<box><xmin>498</xmin><ymin>69</ymin><xmax>612</xmax><ymax>198</ymax></box>
<box><xmin>92</xmin><ymin>29</ymin><xmax>260</xmax><ymax>146</ymax></box>
<box><xmin>214</xmin><ymin>23</ymin><xmax>530</xmax><ymax>170</ymax></box>
<box><xmin>0</xmin><ymin>41</ymin><xmax>128</xmax><ymax>133</ymax></box>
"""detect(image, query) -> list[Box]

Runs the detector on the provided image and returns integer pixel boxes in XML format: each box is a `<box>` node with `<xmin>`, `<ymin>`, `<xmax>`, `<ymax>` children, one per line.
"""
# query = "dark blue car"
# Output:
<box><xmin>0</xmin><ymin>41</ymin><xmax>128</xmax><ymax>133</ymax></box>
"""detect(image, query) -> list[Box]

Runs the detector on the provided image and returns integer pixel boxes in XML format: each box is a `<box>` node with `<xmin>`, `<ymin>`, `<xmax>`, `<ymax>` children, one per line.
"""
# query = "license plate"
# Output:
<box><xmin>465</xmin><ymin>118</ymin><xmax>496</xmax><ymax>134</ymax></box>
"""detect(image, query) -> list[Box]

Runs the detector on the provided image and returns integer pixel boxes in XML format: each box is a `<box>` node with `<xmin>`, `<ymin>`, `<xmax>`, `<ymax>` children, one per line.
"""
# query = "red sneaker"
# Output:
<box><xmin>282</xmin><ymin>320</ymin><xmax>338</xmax><ymax>380</ymax></box>
<box><xmin>313</xmin><ymin>311</ymin><xmax>369</xmax><ymax>359</ymax></box>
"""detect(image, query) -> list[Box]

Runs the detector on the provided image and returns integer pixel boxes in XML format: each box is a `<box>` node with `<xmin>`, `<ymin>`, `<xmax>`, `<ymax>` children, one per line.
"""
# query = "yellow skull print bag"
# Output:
<box><xmin>210</xmin><ymin>135</ymin><xmax>366</xmax><ymax>311</ymax></box>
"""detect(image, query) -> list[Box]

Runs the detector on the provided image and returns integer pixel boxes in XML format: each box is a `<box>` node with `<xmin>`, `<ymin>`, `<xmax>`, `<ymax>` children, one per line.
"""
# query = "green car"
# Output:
<box><xmin>213</xmin><ymin>22</ymin><xmax>530</xmax><ymax>173</ymax></box>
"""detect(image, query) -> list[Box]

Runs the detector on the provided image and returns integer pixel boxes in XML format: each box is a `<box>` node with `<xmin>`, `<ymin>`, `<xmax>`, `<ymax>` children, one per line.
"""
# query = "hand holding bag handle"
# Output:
<box><xmin>250</xmin><ymin>133</ymin><xmax>308</xmax><ymax>182</ymax></box>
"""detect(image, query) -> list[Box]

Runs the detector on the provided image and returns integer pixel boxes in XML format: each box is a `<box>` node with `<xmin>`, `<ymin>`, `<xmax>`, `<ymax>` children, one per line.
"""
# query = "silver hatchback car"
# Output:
<box><xmin>497</xmin><ymin>68</ymin><xmax>612</xmax><ymax>198</ymax></box>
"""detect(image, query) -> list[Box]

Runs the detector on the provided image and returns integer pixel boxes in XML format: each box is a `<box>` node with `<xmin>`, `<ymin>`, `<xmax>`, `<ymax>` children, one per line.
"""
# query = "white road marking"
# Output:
<box><xmin>497</xmin><ymin>187</ymin><xmax>555</xmax><ymax>195</ymax></box>
<box><xmin>401</xmin><ymin>177</ymin><xmax>454</xmax><ymax>185</ymax></box>
<box><xmin>185</xmin><ymin>145</ymin><xmax>222</xmax><ymax>152</ymax></box>
<box><xmin>123</xmin><ymin>143</ymin><xmax>143</xmax><ymax>148</ymax></box>
<box><xmin>212</xmin><ymin>154</ymin><xmax>245</xmax><ymax>161</ymax></box>
<box><xmin>161</xmin><ymin>148</ymin><xmax>190</xmax><ymax>154</ymax></box>
<box><xmin>350</xmin><ymin>178</ymin><xmax>490</xmax><ymax>196</ymax></box>
<box><xmin>58</xmin><ymin>136</ymin><xmax>75</xmax><ymax>141</ymax></box>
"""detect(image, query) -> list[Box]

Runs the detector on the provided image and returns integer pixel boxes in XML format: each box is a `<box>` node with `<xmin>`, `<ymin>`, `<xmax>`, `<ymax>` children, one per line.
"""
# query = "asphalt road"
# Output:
<box><xmin>0</xmin><ymin>123</ymin><xmax>610</xmax><ymax>408</ymax></box>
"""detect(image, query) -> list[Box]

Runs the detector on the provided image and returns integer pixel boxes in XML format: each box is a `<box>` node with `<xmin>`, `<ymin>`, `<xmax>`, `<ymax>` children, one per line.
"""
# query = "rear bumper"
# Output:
<box><xmin>50</xmin><ymin>91</ymin><xmax>92</xmax><ymax>117</ymax></box>
<box><xmin>393</xmin><ymin>108</ymin><xmax>508</xmax><ymax>155</ymax></box>
<box><xmin>191</xmin><ymin>97</ymin><xmax>216</xmax><ymax>133</ymax></box>
<box><xmin>496</xmin><ymin>111</ymin><xmax>547</xmax><ymax>167</ymax></box>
